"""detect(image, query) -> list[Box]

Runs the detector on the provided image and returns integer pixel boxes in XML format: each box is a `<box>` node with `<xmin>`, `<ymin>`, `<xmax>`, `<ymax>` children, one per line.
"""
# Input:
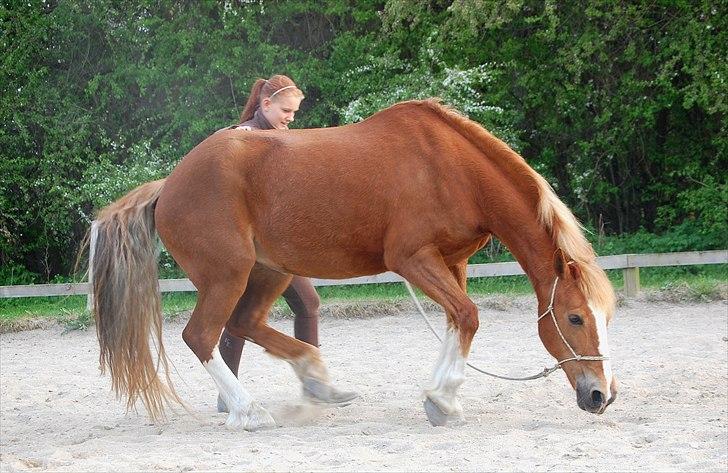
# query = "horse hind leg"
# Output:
<box><xmin>392</xmin><ymin>251</ymin><xmax>478</xmax><ymax>426</ymax></box>
<box><xmin>215</xmin><ymin>263</ymin><xmax>293</xmax><ymax>413</ymax></box>
<box><xmin>180</xmin><ymin>253</ymin><xmax>276</xmax><ymax>431</ymax></box>
<box><xmin>225</xmin><ymin>264</ymin><xmax>357</xmax><ymax>406</ymax></box>
<box><xmin>245</xmin><ymin>324</ymin><xmax>358</xmax><ymax>407</ymax></box>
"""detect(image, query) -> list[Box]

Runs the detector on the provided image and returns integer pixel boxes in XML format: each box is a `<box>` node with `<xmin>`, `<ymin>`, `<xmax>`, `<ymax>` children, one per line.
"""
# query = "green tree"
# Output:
<box><xmin>384</xmin><ymin>0</ymin><xmax>726</xmax><ymax>239</ymax></box>
<box><xmin>1</xmin><ymin>0</ymin><xmax>725</xmax><ymax>282</ymax></box>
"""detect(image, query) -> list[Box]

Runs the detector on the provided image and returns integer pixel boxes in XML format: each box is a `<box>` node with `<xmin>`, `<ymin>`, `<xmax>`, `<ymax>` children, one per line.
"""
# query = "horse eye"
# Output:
<box><xmin>568</xmin><ymin>314</ymin><xmax>583</xmax><ymax>325</ymax></box>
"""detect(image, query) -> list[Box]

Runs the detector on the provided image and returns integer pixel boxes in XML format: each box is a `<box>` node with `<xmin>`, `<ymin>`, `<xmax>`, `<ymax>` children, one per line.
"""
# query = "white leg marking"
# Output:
<box><xmin>203</xmin><ymin>345</ymin><xmax>275</xmax><ymax>431</ymax></box>
<box><xmin>424</xmin><ymin>328</ymin><xmax>466</xmax><ymax>415</ymax></box>
<box><xmin>588</xmin><ymin>303</ymin><xmax>613</xmax><ymax>397</ymax></box>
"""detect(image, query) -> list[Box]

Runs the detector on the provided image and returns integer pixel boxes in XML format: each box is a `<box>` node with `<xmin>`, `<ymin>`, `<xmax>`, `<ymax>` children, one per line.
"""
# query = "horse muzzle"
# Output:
<box><xmin>576</xmin><ymin>376</ymin><xmax>617</xmax><ymax>414</ymax></box>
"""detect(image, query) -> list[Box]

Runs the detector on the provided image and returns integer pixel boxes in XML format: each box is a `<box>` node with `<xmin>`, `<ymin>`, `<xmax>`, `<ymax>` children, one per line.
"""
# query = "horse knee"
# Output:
<box><xmin>453</xmin><ymin>300</ymin><xmax>478</xmax><ymax>332</ymax></box>
<box><xmin>461</xmin><ymin>309</ymin><xmax>479</xmax><ymax>336</ymax></box>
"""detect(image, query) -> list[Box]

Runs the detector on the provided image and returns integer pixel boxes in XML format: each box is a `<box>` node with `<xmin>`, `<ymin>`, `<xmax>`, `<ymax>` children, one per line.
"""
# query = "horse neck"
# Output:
<box><xmin>477</xmin><ymin>180</ymin><xmax>558</xmax><ymax>305</ymax></box>
<box><xmin>414</xmin><ymin>102</ymin><xmax>562</xmax><ymax>304</ymax></box>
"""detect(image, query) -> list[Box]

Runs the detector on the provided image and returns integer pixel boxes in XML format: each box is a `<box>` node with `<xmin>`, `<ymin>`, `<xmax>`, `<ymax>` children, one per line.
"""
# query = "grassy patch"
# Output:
<box><xmin>0</xmin><ymin>293</ymin><xmax>201</xmax><ymax>332</ymax></box>
<box><xmin>0</xmin><ymin>295</ymin><xmax>88</xmax><ymax>322</ymax></box>
<box><xmin>1</xmin><ymin>265</ymin><xmax>724</xmax><ymax>332</ymax></box>
<box><xmin>317</xmin><ymin>276</ymin><xmax>535</xmax><ymax>302</ymax></box>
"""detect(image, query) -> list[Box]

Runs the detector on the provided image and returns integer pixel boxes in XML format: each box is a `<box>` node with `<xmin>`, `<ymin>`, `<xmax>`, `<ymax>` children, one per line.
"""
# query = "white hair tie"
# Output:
<box><xmin>269</xmin><ymin>85</ymin><xmax>297</xmax><ymax>99</ymax></box>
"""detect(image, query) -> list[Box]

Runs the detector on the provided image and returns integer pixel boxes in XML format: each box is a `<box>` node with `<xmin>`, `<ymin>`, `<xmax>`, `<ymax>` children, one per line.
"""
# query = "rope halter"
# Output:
<box><xmin>537</xmin><ymin>276</ymin><xmax>609</xmax><ymax>366</ymax></box>
<box><xmin>404</xmin><ymin>275</ymin><xmax>608</xmax><ymax>382</ymax></box>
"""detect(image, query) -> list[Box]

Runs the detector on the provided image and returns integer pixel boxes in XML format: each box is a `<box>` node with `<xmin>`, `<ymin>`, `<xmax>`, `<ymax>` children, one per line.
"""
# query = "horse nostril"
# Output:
<box><xmin>591</xmin><ymin>390</ymin><xmax>604</xmax><ymax>405</ymax></box>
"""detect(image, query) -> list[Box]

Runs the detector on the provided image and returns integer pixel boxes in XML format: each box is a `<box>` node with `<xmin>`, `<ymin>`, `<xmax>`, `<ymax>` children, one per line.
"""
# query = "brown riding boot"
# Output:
<box><xmin>217</xmin><ymin>327</ymin><xmax>246</xmax><ymax>413</ymax></box>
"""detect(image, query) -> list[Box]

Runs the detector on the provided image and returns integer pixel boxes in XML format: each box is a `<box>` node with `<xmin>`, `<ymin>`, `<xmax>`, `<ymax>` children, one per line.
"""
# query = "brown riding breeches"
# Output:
<box><xmin>219</xmin><ymin>275</ymin><xmax>320</xmax><ymax>377</ymax></box>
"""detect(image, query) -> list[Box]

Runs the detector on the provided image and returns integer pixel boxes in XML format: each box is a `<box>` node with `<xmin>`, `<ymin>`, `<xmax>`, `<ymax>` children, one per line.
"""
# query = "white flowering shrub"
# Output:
<box><xmin>340</xmin><ymin>33</ymin><xmax>521</xmax><ymax>149</ymax></box>
<box><xmin>75</xmin><ymin>141</ymin><xmax>182</xmax><ymax>278</ymax></box>
<box><xmin>75</xmin><ymin>140</ymin><xmax>177</xmax><ymax>222</ymax></box>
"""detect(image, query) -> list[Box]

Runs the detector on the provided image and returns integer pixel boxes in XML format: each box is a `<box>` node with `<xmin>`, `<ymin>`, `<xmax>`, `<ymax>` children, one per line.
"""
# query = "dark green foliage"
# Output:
<box><xmin>385</xmin><ymin>0</ymin><xmax>727</xmax><ymax>236</ymax></box>
<box><xmin>1</xmin><ymin>1</ymin><xmax>725</xmax><ymax>282</ymax></box>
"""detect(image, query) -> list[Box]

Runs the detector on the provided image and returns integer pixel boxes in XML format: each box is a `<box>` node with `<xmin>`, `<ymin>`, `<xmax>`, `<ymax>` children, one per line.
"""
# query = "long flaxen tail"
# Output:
<box><xmin>88</xmin><ymin>178</ymin><xmax>182</xmax><ymax>421</ymax></box>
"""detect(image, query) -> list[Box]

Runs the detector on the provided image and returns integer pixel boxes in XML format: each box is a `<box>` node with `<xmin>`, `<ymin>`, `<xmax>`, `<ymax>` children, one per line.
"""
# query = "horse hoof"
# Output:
<box><xmin>245</xmin><ymin>402</ymin><xmax>276</xmax><ymax>431</ymax></box>
<box><xmin>424</xmin><ymin>398</ymin><xmax>450</xmax><ymax>427</ymax></box>
<box><xmin>302</xmin><ymin>377</ymin><xmax>359</xmax><ymax>407</ymax></box>
<box><xmin>224</xmin><ymin>411</ymin><xmax>247</xmax><ymax>431</ymax></box>
<box><xmin>217</xmin><ymin>395</ymin><xmax>229</xmax><ymax>414</ymax></box>
<box><xmin>224</xmin><ymin>402</ymin><xmax>276</xmax><ymax>431</ymax></box>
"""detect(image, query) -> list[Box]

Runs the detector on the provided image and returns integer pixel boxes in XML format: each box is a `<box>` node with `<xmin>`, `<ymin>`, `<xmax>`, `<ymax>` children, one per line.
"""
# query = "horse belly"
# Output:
<box><xmin>255</xmin><ymin>244</ymin><xmax>386</xmax><ymax>279</ymax></box>
<box><xmin>252</xmin><ymin>219</ymin><xmax>387</xmax><ymax>279</ymax></box>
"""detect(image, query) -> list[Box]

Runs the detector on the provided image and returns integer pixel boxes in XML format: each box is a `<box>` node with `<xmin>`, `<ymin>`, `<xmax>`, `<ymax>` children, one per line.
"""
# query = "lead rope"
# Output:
<box><xmin>404</xmin><ymin>277</ymin><xmax>566</xmax><ymax>381</ymax></box>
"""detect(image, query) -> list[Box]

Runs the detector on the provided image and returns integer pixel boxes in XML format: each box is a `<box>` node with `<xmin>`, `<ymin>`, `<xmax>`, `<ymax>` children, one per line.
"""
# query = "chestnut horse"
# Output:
<box><xmin>90</xmin><ymin>99</ymin><xmax>616</xmax><ymax>431</ymax></box>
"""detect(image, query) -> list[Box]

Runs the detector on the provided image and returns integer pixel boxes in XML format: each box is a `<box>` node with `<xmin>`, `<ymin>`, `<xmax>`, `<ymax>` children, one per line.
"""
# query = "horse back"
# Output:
<box><xmin>158</xmin><ymin>116</ymin><xmax>487</xmax><ymax>278</ymax></box>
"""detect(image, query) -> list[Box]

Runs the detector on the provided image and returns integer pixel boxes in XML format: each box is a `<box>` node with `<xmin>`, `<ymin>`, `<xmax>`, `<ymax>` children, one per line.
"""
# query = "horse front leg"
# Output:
<box><xmin>393</xmin><ymin>250</ymin><xmax>479</xmax><ymax>426</ymax></box>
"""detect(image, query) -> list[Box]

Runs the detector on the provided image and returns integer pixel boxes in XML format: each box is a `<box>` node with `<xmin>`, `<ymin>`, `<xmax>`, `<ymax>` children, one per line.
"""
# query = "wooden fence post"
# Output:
<box><xmin>623</xmin><ymin>266</ymin><xmax>640</xmax><ymax>297</ymax></box>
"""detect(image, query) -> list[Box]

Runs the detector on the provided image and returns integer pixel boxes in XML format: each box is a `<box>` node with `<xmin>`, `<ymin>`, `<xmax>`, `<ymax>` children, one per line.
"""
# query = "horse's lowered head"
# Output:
<box><xmin>537</xmin><ymin>249</ymin><xmax>617</xmax><ymax>414</ymax></box>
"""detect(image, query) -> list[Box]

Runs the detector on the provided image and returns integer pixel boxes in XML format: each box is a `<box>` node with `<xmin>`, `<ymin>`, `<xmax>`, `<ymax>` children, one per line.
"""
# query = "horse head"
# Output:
<box><xmin>538</xmin><ymin>249</ymin><xmax>617</xmax><ymax>414</ymax></box>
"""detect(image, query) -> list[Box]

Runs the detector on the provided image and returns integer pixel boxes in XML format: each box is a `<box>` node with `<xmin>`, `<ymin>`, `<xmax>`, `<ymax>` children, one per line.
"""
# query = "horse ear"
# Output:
<box><xmin>553</xmin><ymin>248</ymin><xmax>568</xmax><ymax>278</ymax></box>
<box><xmin>567</xmin><ymin>261</ymin><xmax>581</xmax><ymax>280</ymax></box>
<box><xmin>554</xmin><ymin>249</ymin><xmax>580</xmax><ymax>280</ymax></box>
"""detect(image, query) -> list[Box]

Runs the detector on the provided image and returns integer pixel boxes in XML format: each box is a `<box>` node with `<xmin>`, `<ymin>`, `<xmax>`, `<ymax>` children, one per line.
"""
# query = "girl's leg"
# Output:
<box><xmin>282</xmin><ymin>276</ymin><xmax>320</xmax><ymax>347</ymax></box>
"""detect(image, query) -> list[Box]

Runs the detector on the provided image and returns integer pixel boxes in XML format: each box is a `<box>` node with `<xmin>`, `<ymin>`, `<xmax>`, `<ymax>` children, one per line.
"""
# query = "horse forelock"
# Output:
<box><xmin>396</xmin><ymin>99</ymin><xmax>616</xmax><ymax>317</ymax></box>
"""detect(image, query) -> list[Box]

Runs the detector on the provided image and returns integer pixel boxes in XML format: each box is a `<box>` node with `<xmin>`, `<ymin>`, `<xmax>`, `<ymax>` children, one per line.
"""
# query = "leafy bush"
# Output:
<box><xmin>0</xmin><ymin>264</ymin><xmax>38</xmax><ymax>286</ymax></box>
<box><xmin>595</xmin><ymin>221</ymin><xmax>727</xmax><ymax>255</ymax></box>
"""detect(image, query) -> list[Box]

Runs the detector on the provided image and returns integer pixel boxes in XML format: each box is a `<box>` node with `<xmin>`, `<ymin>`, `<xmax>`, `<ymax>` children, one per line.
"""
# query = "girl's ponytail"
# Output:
<box><xmin>239</xmin><ymin>79</ymin><xmax>267</xmax><ymax>123</ymax></box>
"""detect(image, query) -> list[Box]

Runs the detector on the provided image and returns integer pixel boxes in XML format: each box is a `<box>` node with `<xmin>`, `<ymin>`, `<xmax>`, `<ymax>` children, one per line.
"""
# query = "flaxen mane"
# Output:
<box><xmin>408</xmin><ymin>99</ymin><xmax>616</xmax><ymax>316</ymax></box>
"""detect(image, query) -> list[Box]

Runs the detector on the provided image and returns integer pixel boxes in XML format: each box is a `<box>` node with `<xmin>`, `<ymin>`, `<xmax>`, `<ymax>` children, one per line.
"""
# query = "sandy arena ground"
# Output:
<box><xmin>1</xmin><ymin>295</ymin><xmax>726</xmax><ymax>472</ymax></box>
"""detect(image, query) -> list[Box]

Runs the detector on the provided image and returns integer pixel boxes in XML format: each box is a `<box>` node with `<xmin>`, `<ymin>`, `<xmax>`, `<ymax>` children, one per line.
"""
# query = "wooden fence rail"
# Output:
<box><xmin>1</xmin><ymin>250</ymin><xmax>725</xmax><ymax>305</ymax></box>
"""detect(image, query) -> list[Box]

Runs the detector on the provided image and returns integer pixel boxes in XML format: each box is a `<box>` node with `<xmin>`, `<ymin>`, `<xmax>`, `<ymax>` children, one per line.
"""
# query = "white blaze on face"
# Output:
<box><xmin>588</xmin><ymin>302</ymin><xmax>613</xmax><ymax>397</ymax></box>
